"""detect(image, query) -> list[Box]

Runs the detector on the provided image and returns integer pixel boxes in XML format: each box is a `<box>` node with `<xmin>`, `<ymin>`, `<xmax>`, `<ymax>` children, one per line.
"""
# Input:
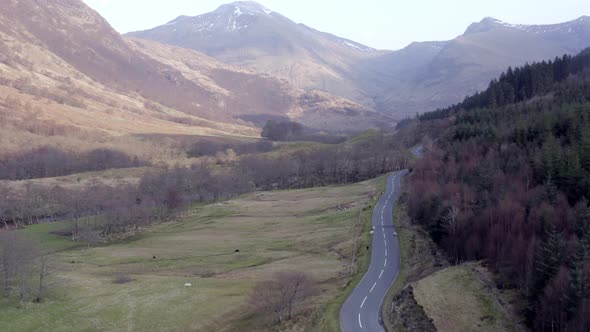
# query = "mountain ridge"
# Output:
<box><xmin>128</xmin><ymin>2</ymin><xmax>590</xmax><ymax>117</ymax></box>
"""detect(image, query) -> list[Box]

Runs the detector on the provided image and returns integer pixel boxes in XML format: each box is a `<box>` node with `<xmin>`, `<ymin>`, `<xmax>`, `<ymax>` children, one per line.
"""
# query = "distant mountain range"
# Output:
<box><xmin>130</xmin><ymin>2</ymin><xmax>590</xmax><ymax>117</ymax></box>
<box><xmin>0</xmin><ymin>0</ymin><xmax>588</xmax><ymax>144</ymax></box>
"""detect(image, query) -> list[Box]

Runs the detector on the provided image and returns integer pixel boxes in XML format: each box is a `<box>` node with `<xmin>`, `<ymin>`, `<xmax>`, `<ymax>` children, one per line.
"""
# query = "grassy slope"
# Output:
<box><xmin>0</xmin><ymin>177</ymin><xmax>384</xmax><ymax>332</ymax></box>
<box><xmin>412</xmin><ymin>263</ymin><xmax>514</xmax><ymax>332</ymax></box>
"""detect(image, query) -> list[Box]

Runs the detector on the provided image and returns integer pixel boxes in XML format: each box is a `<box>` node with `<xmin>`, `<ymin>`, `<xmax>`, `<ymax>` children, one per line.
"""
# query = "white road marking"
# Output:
<box><xmin>384</xmin><ymin>258</ymin><xmax>387</xmax><ymax>267</ymax></box>
<box><xmin>358</xmin><ymin>313</ymin><xmax>363</xmax><ymax>328</ymax></box>
<box><xmin>379</xmin><ymin>269</ymin><xmax>384</xmax><ymax>279</ymax></box>
<box><xmin>370</xmin><ymin>282</ymin><xmax>377</xmax><ymax>292</ymax></box>
<box><xmin>385</xmin><ymin>249</ymin><xmax>387</xmax><ymax>257</ymax></box>
<box><xmin>361</xmin><ymin>296</ymin><xmax>367</xmax><ymax>308</ymax></box>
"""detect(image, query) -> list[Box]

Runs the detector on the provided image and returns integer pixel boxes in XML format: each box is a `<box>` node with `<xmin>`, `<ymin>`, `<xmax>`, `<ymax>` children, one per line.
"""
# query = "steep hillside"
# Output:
<box><xmin>0</xmin><ymin>0</ymin><xmax>256</xmax><ymax>145</ymax></box>
<box><xmin>127</xmin><ymin>38</ymin><xmax>393</xmax><ymax>132</ymax></box>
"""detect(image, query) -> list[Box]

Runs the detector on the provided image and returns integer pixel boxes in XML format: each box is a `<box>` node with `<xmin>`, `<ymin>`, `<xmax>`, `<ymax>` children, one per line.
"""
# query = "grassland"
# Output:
<box><xmin>1</xmin><ymin>177</ymin><xmax>385</xmax><ymax>332</ymax></box>
<box><xmin>412</xmin><ymin>263</ymin><xmax>515</xmax><ymax>332</ymax></box>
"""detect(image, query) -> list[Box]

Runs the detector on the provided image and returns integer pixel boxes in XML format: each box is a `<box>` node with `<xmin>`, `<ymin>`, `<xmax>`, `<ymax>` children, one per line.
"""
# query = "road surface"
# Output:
<box><xmin>340</xmin><ymin>170</ymin><xmax>408</xmax><ymax>332</ymax></box>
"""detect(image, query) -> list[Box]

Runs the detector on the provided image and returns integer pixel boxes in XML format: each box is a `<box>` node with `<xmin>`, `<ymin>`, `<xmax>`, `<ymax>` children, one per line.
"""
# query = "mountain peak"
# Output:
<box><xmin>465</xmin><ymin>17</ymin><xmax>512</xmax><ymax>34</ymax></box>
<box><xmin>217</xmin><ymin>1</ymin><xmax>273</xmax><ymax>15</ymax></box>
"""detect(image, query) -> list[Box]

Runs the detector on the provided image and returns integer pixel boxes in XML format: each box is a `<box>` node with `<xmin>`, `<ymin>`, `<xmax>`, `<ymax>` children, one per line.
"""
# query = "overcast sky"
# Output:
<box><xmin>83</xmin><ymin>0</ymin><xmax>590</xmax><ymax>50</ymax></box>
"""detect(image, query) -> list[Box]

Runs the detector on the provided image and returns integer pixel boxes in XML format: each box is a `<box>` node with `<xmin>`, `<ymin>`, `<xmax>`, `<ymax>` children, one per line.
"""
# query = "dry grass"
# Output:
<box><xmin>412</xmin><ymin>263</ymin><xmax>515</xmax><ymax>332</ymax></box>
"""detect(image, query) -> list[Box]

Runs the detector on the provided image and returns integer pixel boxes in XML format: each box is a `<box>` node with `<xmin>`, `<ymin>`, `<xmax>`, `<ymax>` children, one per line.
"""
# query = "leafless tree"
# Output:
<box><xmin>77</xmin><ymin>227</ymin><xmax>100</xmax><ymax>248</ymax></box>
<box><xmin>36</xmin><ymin>253</ymin><xmax>50</xmax><ymax>302</ymax></box>
<box><xmin>441</xmin><ymin>205</ymin><xmax>460</xmax><ymax>264</ymax></box>
<box><xmin>249</xmin><ymin>271</ymin><xmax>318</xmax><ymax>324</ymax></box>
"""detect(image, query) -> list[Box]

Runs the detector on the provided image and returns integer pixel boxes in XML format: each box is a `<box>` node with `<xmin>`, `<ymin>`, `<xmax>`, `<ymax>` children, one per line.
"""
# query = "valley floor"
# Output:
<box><xmin>0</xmin><ymin>178</ymin><xmax>382</xmax><ymax>332</ymax></box>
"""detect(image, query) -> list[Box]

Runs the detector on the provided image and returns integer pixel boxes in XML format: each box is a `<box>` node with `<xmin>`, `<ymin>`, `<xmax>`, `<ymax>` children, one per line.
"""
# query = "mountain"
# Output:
<box><xmin>0</xmin><ymin>0</ymin><xmax>389</xmax><ymax>155</ymax></box>
<box><xmin>130</xmin><ymin>5</ymin><xmax>590</xmax><ymax>118</ymax></box>
<box><xmin>357</xmin><ymin>15</ymin><xmax>590</xmax><ymax>116</ymax></box>
<box><xmin>127</xmin><ymin>1</ymin><xmax>383</xmax><ymax>108</ymax></box>
<box><xmin>127</xmin><ymin>37</ymin><xmax>392</xmax><ymax>132</ymax></box>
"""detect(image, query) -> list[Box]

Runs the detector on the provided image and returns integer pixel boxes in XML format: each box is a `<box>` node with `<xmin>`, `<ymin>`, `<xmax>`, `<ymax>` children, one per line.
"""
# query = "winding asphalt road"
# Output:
<box><xmin>340</xmin><ymin>170</ymin><xmax>408</xmax><ymax>332</ymax></box>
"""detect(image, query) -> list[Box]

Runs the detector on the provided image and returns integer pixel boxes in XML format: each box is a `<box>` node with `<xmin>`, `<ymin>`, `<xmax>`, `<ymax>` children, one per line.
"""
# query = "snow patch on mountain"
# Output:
<box><xmin>467</xmin><ymin>16</ymin><xmax>590</xmax><ymax>35</ymax></box>
<box><xmin>340</xmin><ymin>40</ymin><xmax>374</xmax><ymax>52</ymax></box>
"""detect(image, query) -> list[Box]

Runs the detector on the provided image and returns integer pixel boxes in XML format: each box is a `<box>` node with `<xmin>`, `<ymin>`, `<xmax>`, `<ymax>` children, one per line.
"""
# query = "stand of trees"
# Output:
<box><xmin>0</xmin><ymin>146</ymin><xmax>147</xmax><ymax>180</ymax></box>
<box><xmin>187</xmin><ymin>140</ymin><xmax>274</xmax><ymax>158</ymax></box>
<box><xmin>249</xmin><ymin>272</ymin><xmax>318</xmax><ymax>325</ymax></box>
<box><xmin>262</xmin><ymin>120</ymin><xmax>304</xmax><ymax>141</ymax></box>
<box><xmin>261</xmin><ymin>120</ymin><xmax>347</xmax><ymax>144</ymax></box>
<box><xmin>411</xmin><ymin>48</ymin><xmax>590</xmax><ymax>331</ymax></box>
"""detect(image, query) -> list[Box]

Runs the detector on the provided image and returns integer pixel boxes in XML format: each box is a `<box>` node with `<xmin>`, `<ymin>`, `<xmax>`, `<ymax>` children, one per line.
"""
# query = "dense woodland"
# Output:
<box><xmin>0</xmin><ymin>146</ymin><xmax>147</xmax><ymax>180</ymax></box>
<box><xmin>410</xmin><ymin>48</ymin><xmax>590</xmax><ymax>331</ymax></box>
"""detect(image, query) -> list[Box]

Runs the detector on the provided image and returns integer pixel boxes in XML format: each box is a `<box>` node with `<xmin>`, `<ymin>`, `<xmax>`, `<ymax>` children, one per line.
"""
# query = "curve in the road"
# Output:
<box><xmin>340</xmin><ymin>170</ymin><xmax>408</xmax><ymax>332</ymax></box>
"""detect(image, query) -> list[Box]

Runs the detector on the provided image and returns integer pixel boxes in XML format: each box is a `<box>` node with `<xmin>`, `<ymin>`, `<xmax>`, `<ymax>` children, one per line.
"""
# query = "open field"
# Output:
<box><xmin>0</xmin><ymin>177</ymin><xmax>384</xmax><ymax>332</ymax></box>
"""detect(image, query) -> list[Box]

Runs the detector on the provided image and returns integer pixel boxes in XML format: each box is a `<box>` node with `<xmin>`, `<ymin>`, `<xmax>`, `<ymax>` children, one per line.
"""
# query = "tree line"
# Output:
<box><xmin>262</xmin><ymin>120</ymin><xmax>347</xmax><ymax>144</ymax></box>
<box><xmin>0</xmin><ymin>132</ymin><xmax>407</xmax><ymax>242</ymax></box>
<box><xmin>0</xmin><ymin>146</ymin><xmax>147</xmax><ymax>180</ymax></box>
<box><xmin>187</xmin><ymin>139</ymin><xmax>274</xmax><ymax>158</ymax></box>
<box><xmin>411</xmin><ymin>48</ymin><xmax>590</xmax><ymax>331</ymax></box>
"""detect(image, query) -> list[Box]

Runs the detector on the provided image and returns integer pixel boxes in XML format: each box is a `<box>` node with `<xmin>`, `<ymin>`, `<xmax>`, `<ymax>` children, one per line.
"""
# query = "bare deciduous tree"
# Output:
<box><xmin>249</xmin><ymin>271</ymin><xmax>318</xmax><ymax>324</ymax></box>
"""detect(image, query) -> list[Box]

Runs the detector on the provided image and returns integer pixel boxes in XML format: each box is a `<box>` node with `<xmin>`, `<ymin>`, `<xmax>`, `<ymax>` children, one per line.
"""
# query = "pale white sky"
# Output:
<box><xmin>83</xmin><ymin>0</ymin><xmax>590</xmax><ymax>50</ymax></box>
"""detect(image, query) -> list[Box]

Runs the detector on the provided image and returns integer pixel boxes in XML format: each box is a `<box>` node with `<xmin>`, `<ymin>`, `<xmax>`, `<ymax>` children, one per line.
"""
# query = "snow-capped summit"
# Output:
<box><xmin>217</xmin><ymin>1</ymin><xmax>274</xmax><ymax>16</ymax></box>
<box><xmin>127</xmin><ymin>1</ymin><xmax>379</xmax><ymax>108</ymax></box>
<box><xmin>159</xmin><ymin>1</ymin><xmax>278</xmax><ymax>33</ymax></box>
<box><xmin>129</xmin><ymin>1</ymin><xmax>377</xmax><ymax>56</ymax></box>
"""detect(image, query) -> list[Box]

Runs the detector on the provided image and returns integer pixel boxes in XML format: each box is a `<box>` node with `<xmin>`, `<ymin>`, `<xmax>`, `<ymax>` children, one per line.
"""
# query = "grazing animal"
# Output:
<box><xmin>152</xmin><ymin>256</ymin><xmax>156</xmax><ymax>259</ymax></box>
<box><xmin>234</xmin><ymin>249</ymin><xmax>240</xmax><ymax>253</ymax></box>
<box><xmin>184</xmin><ymin>283</ymin><xmax>192</xmax><ymax>287</ymax></box>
